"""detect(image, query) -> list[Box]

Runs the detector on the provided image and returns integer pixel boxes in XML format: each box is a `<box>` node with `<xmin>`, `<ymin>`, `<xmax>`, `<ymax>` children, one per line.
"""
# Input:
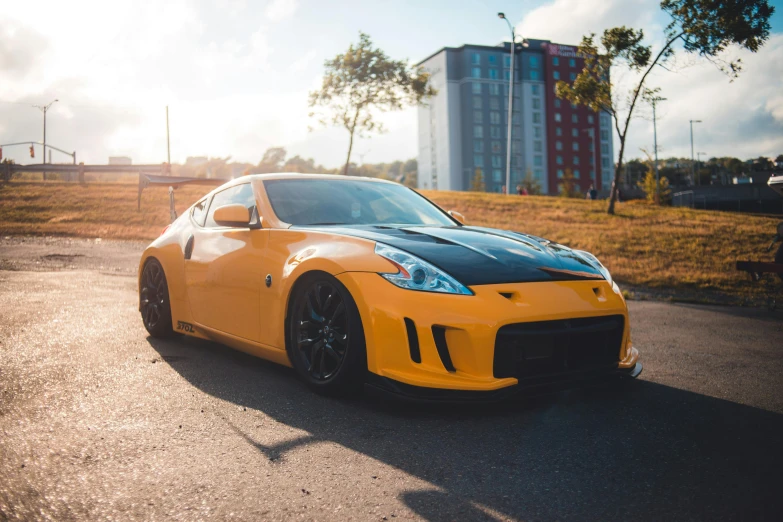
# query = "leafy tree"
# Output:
<box><xmin>639</xmin><ymin>150</ymin><xmax>672</xmax><ymax>204</ymax></box>
<box><xmin>776</xmin><ymin>154</ymin><xmax>783</xmax><ymax>164</ymax></box>
<box><xmin>521</xmin><ymin>168</ymin><xmax>542</xmax><ymax>195</ymax></box>
<box><xmin>309</xmin><ymin>32</ymin><xmax>436</xmax><ymax>175</ymax></box>
<box><xmin>253</xmin><ymin>147</ymin><xmax>287</xmax><ymax>173</ymax></box>
<box><xmin>558</xmin><ymin>169</ymin><xmax>582</xmax><ymax>198</ymax></box>
<box><xmin>556</xmin><ymin>0</ymin><xmax>774</xmax><ymax>215</ymax></box>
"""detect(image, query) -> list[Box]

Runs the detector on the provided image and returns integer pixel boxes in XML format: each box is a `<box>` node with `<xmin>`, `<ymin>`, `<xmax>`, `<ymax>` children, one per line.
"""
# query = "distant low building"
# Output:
<box><xmin>108</xmin><ymin>156</ymin><xmax>132</xmax><ymax>165</ymax></box>
<box><xmin>186</xmin><ymin>156</ymin><xmax>208</xmax><ymax>167</ymax></box>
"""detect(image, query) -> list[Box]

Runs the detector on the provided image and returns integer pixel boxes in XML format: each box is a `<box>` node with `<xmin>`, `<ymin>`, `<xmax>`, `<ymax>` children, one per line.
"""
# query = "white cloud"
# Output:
<box><xmin>264</xmin><ymin>0</ymin><xmax>299</xmax><ymax>23</ymax></box>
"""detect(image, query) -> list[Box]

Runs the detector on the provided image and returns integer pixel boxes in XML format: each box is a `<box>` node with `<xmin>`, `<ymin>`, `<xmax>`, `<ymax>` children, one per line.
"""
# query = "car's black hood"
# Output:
<box><xmin>300</xmin><ymin>224</ymin><xmax>606</xmax><ymax>286</ymax></box>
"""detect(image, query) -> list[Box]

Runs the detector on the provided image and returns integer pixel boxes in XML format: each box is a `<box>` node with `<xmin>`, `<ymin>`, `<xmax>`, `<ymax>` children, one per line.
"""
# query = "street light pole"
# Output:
<box><xmin>33</xmin><ymin>99</ymin><xmax>58</xmax><ymax>165</ymax></box>
<box><xmin>650</xmin><ymin>95</ymin><xmax>666</xmax><ymax>204</ymax></box>
<box><xmin>498</xmin><ymin>13</ymin><xmax>528</xmax><ymax>195</ymax></box>
<box><xmin>690</xmin><ymin>119</ymin><xmax>702</xmax><ymax>186</ymax></box>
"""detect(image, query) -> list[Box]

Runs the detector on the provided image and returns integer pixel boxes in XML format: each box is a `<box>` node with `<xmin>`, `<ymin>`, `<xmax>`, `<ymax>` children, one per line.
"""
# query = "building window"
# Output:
<box><xmin>573</xmin><ymin>169</ymin><xmax>580</xmax><ymax>178</ymax></box>
<box><xmin>572</xmin><ymin>114</ymin><xmax>578</xmax><ymax>123</ymax></box>
<box><xmin>491</xmin><ymin>141</ymin><xmax>502</xmax><ymax>153</ymax></box>
<box><xmin>489</xmin><ymin>98</ymin><xmax>500</xmax><ymax>110</ymax></box>
<box><xmin>555</xmin><ymin>141</ymin><xmax>563</xmax><ymax>151</ymax></box>
<box><xmin>532</xmin><ymin>98</ymin><xmax>541</xmax><ymax>110</ymax></box>
<box><xmin>600</xmin><ymin>130</ymin><xmax>609</xmax><ymax>141</ymax></box>
<box><xmin>474</xmin><ymin>154</ymin><xmax>484</xmax><ymax>166</ymax></box>
<box><xmin>569</xmin><ymin>58</ymin><xmax>576</xmax><ymax>67</ymax></box>
<box><xmin>587</xmin><ymin>115</ymin><xmax>594</xmax><ymax>124</ymax></box>
<box><xmin>602</xmin><ymin>156</ymin><xmax>609</xmax><ymax>168</ymax></box>
<box><xmin>569</xmin><ymin>72</ymin><xmax>576</xmax><ymax>81</ymax></box>
<box><xmin>472</xmin><ymin>53</ymin><xmax>480</xmax><ymax>65</ymax></box>
<box><xmin>488</xmin><ymin>55</ymin><xmax>496</xmax><ymax>65</ymax></box>
<box><xmin>572</xmin><ymin>128</ymin><xmax>579</xmax><ymax>137</ymax></box>
<box><xmin>573</xmin><ymin>142</ymin><xmax>579</xmax><ymax>151</ymax></box>
<box><xmin>554</xmin><ymin>98</ymin><xmax>561</xmax><ymax>108</ymax></box>
<box><xmin>472</xmin><ymin>82</ymin><xmax>482</xmax><ymax>94</ymax></box>
<box><xmin>557</xmin><ymin>169</ymin><xmax>564</xmax><ymax>178</ymax></box>
<box><xmin>492</xmin><ymin>169</ymin><xmax>502</xmax><ymax>182</ymax></box>
<box><xmin>534</xmin><ymin>169</ymin><xmax>543</xmax><ymax>179</ymax></box>
<box><xmin>573</xmin><ymin>156</ymin><xmax>580</xmax><ymax>165</ymax></box>
<box><xmin>530</xmin><ymin>70</ymin><xmax>539</xmax><ymax>81</ymax></box>
<box><xmin>503</xmin><ymin>70</ymin><xmax>510</xmax><ymax>81</ymax></box>
<box><xmin>489</xmin><ymin>83</ymin><xmax>500</xmax><ymax>95</ymax></box>
<box><xmin>553</xmin><ymin>57</ymin><xmax>559</xmax><ymax>66</ymax></box>
<box><xmin>490</xmin><ymin>112</ymin><xmax>501</xmax><ymax>125</ymax></box>
<box><xmin>471</xmin><ymin>67</ymin><xmax>481</xmax><ymax>78</ymax></box>
<box><xmin>531</xmin><ymin>84</ymin><xmax>540</xmax><ymax>96</ymax></box>
<box><xmin>503</xmin><ymin>55</ymin><xmax>511</xmax><ymax>67</ymax></box>
<box><xmin>554</xmin><ymin>113</ymin><xmax>562</xmax><ymax>122</ymax></box>
<box><xmin>474</xmin><ymin>140</ymin><xmax>484</xmax><ymax>152</ymax></box>
<box><xmin>534</xmin><ymin>140</ymin><xmax>543</xmax><ymax>152</ymax></box>
<box><xmin>601</xmin><ymin>143</ymin><xmax>609</xmax><ymax>154</ymax></box>
<box><xmin>473</xmin><ymin>96</ymin><xmax>482</xmax><ymax>109</ymax></box>
<box><xmin>556</xmin><ymin>155</ymin><xmax>563</xmax><ymax>165</ymax></box>
<box><xmin>491</xmin><ymin>156</ymin><xmax>503</xmax><ymax>168</ymax></box>
<box><xmin>474</xmin><ymin>110</ymin><xmax>483</xmax><ymax>122</ymax></box>
<box><xmin>490</xmin><ymin>127</ymin><xmax>501</xmax><ymax>139</ymax></box>
<box><xmin>489</xmin><ymin>69</ymin><xmax>498</xmax><ymax>80</ymax></box>
<box><xmin>534</xmin><ymin>127</ymin><xmax>542</xmax><ymax>138</ymax></box>
<box><xmin>556</xmin><ymin>127</ymin><xmax>562</xmax><ymax>136</ymax></box>
<box><xmin>511</xmin><ymin>141</ymin><xmax>521</xmax><ymax>154</ymax></box>
<box><xmin>473</xmin><ymin>125</ymin><xmax>483</xmax><ymax>138</ymax></box>
<box><xmin>534</xmin><ymin>155</ymin><xmax>543</xmax><ymax>166</ymax></box>
<box><xmin>553</xmin><ymin>71</ymin><xmax>560</xmax><ymax>80</ymax></box>
<box><xmin>530</xmin><ymin>55</ymin><xmax>539</xmax><ymax>67</ymax></box>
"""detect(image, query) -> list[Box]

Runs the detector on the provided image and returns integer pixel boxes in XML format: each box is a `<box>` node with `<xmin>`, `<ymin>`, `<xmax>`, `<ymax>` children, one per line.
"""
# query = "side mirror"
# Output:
<box><xmin>213</xmin><ymin>204</ymin><xmax>251</xmax><ymax>227</ymax></box>
<box><xmin>448</xmin><ymin>210</ymin><xmax>466</xmax><ymax>225</ymax></box>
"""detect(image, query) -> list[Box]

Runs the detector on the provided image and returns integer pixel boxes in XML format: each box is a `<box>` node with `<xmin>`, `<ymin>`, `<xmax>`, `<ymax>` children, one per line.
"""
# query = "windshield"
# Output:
<box><xmin>263</xmin><ymin>179</ymin><xmax>456</xmax><ymax>227</ymax></box>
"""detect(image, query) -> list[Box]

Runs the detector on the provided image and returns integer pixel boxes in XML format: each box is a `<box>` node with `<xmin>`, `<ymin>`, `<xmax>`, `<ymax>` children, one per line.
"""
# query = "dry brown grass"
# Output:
<box><xmin>1</xmin><ymin>181</ymin><xmax>778</xmax><ymax>302</ymax></box>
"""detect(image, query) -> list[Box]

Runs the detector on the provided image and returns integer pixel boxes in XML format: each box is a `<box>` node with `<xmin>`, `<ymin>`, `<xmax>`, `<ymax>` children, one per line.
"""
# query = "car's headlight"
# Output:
<box><xmin>575</xmin><ymin>250</ymin><xmax>613</xmax><ymax>285</ymax></box>
<box><xmin>375</xmin><ymin>243</ymin><xmax>472</xmax><ymax>295</ymax></box>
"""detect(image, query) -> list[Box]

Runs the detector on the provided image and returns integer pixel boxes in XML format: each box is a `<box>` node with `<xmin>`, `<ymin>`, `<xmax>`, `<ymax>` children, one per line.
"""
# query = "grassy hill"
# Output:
<box><xmin>1</xmin><ymin>180</ymin><xmax>779</xmax><ymax>304</ymax></box>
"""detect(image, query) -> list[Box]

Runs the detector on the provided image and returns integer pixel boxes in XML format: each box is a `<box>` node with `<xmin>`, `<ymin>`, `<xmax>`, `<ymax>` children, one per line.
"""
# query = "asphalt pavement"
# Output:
<box><xmin>1</xmin><ymin>237</ymin><xmax>782</xmax><ymax>521</ymax></box>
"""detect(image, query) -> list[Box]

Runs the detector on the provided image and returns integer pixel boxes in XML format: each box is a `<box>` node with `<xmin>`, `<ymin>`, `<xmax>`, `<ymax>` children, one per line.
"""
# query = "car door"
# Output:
<box><xmin>184</xmin><ymin>182</ymin><xmax>268</xmax><ymax>342</ymax></box>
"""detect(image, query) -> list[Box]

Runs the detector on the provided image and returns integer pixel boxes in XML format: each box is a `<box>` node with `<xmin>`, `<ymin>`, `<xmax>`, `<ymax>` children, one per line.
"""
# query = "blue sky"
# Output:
<box><xmin>1</xmin><ymin>0</ymin><xmax>781</xmax><ymax>167</ymax></box>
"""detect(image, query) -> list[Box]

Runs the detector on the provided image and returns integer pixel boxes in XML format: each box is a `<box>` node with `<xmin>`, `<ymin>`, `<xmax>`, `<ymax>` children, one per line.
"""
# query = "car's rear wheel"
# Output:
<box><xmin>140</xmin><ymin>258</ymin><xmax>174</xmax><ymax>338</ymax></box>
<box><xmin>287</xmin><ymin>273</ymin><xmax>366</xmax><ymax>395</ymax></box>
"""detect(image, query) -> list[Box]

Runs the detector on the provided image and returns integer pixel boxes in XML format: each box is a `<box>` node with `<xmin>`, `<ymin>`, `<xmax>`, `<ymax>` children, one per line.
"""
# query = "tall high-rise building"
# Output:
<box><xmin>417</xmin><ymin>40</ymin><xmax>614</xmax><ymax>195</ymax></box>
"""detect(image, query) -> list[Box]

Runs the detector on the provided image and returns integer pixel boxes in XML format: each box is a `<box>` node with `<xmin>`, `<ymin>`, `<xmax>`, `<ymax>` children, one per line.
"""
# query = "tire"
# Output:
<box><xmin>140</xmin><ymin>258</ymin><xmax>174</xmax><ymax>338</ymax></box>
<box><xmin>287</xmin><ymin>272</ymin><xmax>367</xmax><ymax>395</ymax></box>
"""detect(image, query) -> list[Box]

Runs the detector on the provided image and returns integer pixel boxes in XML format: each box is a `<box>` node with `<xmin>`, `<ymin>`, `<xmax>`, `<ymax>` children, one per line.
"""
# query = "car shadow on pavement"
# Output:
<box><xmin>148</xmin><ymin>335</ymin><xmax>783</xmax><ymax>522</ymax></box>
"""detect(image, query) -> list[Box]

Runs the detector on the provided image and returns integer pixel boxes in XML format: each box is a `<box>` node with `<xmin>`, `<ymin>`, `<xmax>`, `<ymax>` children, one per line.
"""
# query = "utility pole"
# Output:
<box><xmin>690</xmin><ymin>119</ymin><xmax>702</xmax><ymax>186</ymax></box>
<box><xmin>650</xmin><ymin>95</ymin><xmax>666</xmax><ymax>204</ymax></box>
<box><xmin>166</xmin><ymin>106</ymin><xmax>171</xmax><ymax>165</ymax></box>
<box><xmin>498</xmin><ymin>13</ymin><xmax>528</xmax><ymax>196</ymax></box>
<box><xmin>33</xmin><ymin>99</ymin><xmax>58</xmax><ymax>180</ymax></box>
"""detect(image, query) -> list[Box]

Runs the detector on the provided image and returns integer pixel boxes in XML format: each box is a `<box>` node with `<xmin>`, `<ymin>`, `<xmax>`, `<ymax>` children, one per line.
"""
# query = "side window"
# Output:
<box><xmin>205</xmin><ymin>183</ymin><xmax>257</xmax><ymax>228</ymax></box>
<box><xmin>191</xmin><ymin>198</ymin><xmax>210</xmax><ymax>227</ymax></box>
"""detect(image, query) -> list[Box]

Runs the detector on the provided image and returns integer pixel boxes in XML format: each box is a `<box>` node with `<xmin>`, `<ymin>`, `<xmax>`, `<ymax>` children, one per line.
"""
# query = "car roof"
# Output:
<box><xmin>245</xmin><ymin>173</ymin><xmax>397</xmax><ymax>184</ymax></box>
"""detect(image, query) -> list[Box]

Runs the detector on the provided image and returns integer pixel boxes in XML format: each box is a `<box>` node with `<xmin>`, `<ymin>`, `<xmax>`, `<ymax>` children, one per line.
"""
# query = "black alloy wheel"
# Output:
<box><xmin>140</xmin><ymin>259</ymin><xmax>173</xmax><ymax>337</ymax></box>
<box><xmin>288</xmin><ymin>274</ymin><xmax>366</xmax><ymax>394</ymax></box>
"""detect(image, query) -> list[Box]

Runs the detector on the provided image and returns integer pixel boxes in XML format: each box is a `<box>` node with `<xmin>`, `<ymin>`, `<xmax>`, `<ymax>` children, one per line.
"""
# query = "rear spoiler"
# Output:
<box><xmin>138</xmin><ymin>173</ymin><xmax>227</xmax><ymax>222</ymax></box>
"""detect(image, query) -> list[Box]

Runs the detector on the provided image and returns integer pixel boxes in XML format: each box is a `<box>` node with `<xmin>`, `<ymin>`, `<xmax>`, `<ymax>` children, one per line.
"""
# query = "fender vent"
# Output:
<box><xmin>404</xmin><ymin>318</ymin><xmax>421</xmax><ymax>363</ymax></box>
<box><xmin>499</xmin><ymin>292</ymin><xmax>514</xmax><ymax>299</ymax></box>
<box><xmin>431</xmin><ymin>326</ymin><xmax>456</xmax><ymax>372</ymax></box>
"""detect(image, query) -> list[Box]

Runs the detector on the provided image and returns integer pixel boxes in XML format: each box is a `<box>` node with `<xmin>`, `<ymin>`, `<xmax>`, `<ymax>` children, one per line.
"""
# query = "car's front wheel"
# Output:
<box><xmin>140</xmin><ymin>258</ymin><xmax>174</xmax><ymax>338</ymax></box>
<box><xmin>287</xmin><ymin>273</ymin><xmax>366</xmax><ymax>395</ymax></box>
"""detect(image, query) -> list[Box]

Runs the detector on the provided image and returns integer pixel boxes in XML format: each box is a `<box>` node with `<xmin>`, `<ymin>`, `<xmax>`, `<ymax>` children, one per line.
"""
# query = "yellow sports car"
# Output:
<box><xmin>139</xmin><ymin>174</ymin><xmax>641</xmax><ymax>399</ymax></box>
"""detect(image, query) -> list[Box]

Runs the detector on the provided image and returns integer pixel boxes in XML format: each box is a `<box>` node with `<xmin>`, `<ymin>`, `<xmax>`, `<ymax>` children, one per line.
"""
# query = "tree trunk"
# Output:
<box><xmin>342</xmin><ymin>108</ymin><xmax>361</xmax><ymax>176</ymax></box>
<box><xmin>343</xmin><ymin>129</ymin><xmax>355</xmax><ymax>176</ymax></box>
<box><xmin>607</xmin><ymin>135</ymin><xmax>626</xmax><ymax>215</ymax></box>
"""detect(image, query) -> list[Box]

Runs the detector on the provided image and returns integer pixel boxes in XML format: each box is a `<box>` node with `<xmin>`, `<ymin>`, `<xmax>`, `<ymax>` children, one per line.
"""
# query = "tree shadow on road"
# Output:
<box><xmin>147</xmin><ymin>335</ymin><xmax>783</xmax><ymax>522</ymax></box>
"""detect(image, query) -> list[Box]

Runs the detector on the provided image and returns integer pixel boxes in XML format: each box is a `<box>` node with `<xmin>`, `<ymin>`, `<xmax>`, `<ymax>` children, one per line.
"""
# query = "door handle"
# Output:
<box><xmin>184</xmin><ymin>235</ymin><xmax>195</xmax><ymax>260</ymax></box>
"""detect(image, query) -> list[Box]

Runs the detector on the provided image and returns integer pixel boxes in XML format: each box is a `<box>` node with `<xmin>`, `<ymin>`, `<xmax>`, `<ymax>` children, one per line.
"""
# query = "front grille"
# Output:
<box><xmin>493</xmin><ymin>315</ymin><xmax>624</xmax><ymax>380</ymax></box>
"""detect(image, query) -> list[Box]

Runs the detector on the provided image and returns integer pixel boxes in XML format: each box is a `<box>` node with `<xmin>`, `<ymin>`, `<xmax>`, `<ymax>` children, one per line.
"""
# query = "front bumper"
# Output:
<box><xmin>366</xmin><ymin>362</ymin><xmax>643</xmax><ymax>403</ymax></box>
<box><xmin>337</xmin><ymin>272</ymin><xmax>641</xmax><ymax>395</ymax></box>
